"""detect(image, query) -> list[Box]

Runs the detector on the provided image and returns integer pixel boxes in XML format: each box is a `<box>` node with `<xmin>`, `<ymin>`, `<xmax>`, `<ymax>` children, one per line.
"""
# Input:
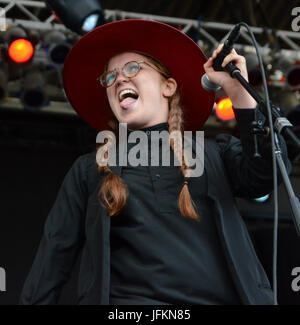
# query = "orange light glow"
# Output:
<box><xmin>8</xmin><ymin>39</ymin><xmax>34</xmax><ymax>63</ymax></box>
<box><xmin>216</xmin><ymin>97</ymin><xmax>235</xmax><ymax>121</ymax></box>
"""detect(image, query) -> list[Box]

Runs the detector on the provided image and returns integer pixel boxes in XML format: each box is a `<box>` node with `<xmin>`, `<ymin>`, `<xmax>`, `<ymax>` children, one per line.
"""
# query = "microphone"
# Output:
<box><xmin>201</xmin><ymin>74</ymin><xmax>221</xmax><ymax>92</ymax></box>
<box><xmin>201</xmin><ymin>24</ymin><xmax>241</xmax><ymax>92</ymax></box>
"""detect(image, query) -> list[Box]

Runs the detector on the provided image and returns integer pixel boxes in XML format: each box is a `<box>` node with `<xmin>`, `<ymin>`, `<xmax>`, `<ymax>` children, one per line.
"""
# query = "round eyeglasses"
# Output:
<box><xmin>97</xmin><ymin>60</ymin><xmax>169</xmax><ymax>88</ymax></box>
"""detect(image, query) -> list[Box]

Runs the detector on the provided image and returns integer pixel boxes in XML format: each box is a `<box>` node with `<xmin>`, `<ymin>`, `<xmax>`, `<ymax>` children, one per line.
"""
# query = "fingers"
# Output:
<box><xmin>215</xmin><ymin>43</ymin><xmax>224</xmax><ymax>53</ymax></box>
<box><xmin>203</xmin><ymin>44</ymin><xmax>245</xmax><ymax>71</ymax></box>
<box><xmin>203</xmin><ymin>56</ymin><xmax>213</xmax><ymax>69</ymax></box>
<box><xmin>213</xmin><ymin>44</ymin><xmax>245</xmax><ymax>68</ymax></box>
<box><xmin>204</xmin><ymin>44</ymin><xmax>224</xmax><ymax>69</ymax></box>
<box><xmin>221</xmin><ymin>52</ymin><xmax>245</xmax><ymax>68</ymax></box>
<box><xmin>212</xmin><ymin>43</ymin><xmax>223</xmax><ymax>59</ymax></box>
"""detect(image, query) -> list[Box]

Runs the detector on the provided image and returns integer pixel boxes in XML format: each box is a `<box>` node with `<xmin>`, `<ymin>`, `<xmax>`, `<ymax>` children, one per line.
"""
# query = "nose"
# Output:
<box><xmin>114</xmin><ymin>70</ymin><xmax>130</xmax><ymax>87</ymax></box>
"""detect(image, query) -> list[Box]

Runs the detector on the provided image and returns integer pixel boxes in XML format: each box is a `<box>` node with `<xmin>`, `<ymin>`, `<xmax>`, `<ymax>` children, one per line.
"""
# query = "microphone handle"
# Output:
<box><xmin>212</xmin><ymin>40</ymin><xmax>234</xmax><ymax>72</ymax></box>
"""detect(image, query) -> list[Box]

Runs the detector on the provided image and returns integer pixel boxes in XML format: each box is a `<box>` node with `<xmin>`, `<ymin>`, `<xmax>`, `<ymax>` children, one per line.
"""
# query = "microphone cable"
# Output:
<box><xmin>237</xmin><ymin>22</ymin><xmax>279</xmax><ymax>305</ymax></box>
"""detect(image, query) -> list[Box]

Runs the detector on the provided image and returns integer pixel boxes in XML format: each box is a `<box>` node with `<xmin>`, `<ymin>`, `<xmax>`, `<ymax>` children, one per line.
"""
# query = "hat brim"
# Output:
<box><xmin>63</xmin><ymin>19</ymin><xmax>215</xmax><ymax>131</ymax></box>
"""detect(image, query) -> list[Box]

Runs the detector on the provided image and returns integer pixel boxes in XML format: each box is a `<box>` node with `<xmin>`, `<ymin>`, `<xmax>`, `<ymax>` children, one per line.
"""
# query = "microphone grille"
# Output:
<box><xmin>201</xmin><ymin>74</ymin><xmax>221</xmax><ymax>92</ymax></box>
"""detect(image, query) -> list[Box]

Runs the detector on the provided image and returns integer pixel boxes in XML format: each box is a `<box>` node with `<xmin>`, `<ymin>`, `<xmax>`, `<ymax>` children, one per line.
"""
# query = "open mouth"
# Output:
<box><xmin>118</xmin><ymin>89</ymin><xmax>139</xmax><ymax>110</ymax></box>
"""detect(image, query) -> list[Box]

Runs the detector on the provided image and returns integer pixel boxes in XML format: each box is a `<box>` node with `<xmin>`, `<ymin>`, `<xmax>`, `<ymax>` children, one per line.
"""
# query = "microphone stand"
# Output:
<box><xmin>224</xmin><ymin>61</ymin><xmax>300</xmax><ymax>236</ymax></box>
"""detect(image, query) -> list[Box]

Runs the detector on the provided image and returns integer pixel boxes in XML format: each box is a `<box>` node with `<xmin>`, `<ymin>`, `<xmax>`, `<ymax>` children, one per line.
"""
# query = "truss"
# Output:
<box><xmin>0</xmin><ymin>0</ymin><xmax>299</xmax><ymax>123</ymax></box>
<box><xmin>0</xmin><ymin>0</ymin><xmax>299</xmax><ymax>52</ymax></box>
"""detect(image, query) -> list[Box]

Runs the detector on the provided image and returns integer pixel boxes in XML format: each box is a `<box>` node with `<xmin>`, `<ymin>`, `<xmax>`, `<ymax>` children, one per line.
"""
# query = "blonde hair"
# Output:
<box><xmin>97</xmin><ymin>51</ymin><xmax>199</xmax><ymax>221</ymax></box>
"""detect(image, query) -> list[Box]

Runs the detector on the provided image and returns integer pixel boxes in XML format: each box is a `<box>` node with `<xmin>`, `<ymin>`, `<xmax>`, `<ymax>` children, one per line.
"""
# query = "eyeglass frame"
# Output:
<box><xmin>97</xmin><ymin>60</ymin><xmax>170</xmax><ymax>88</ymax></box>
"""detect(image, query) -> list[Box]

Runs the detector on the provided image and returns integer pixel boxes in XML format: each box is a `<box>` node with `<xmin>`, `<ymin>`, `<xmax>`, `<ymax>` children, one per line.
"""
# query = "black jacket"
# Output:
<box><xmin>19</xmin><ymin>108</ymin><xmax>291</xmax><ymax>305</ymax></box>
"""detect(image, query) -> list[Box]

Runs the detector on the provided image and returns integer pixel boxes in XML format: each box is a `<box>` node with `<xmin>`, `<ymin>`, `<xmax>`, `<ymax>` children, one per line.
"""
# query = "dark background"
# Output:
<box><xmin>0</xmin><ymin>110</ymin><xmax>97</xmax><ymax>305</ymax></box>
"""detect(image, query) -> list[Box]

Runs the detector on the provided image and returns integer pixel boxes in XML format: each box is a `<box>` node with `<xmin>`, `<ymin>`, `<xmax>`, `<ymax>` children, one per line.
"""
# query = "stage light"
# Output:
<box><xmin>45</xmin><ymin>0</ymin><xmax>105</xmax><ymax>35</ymax></box>
<box><xmin>27</xmin><ymin>30</ymin><xmax>41</xmax><ymax>48</ymax></box>
<box><xmin>82</xmin><ymin>13</ymin><xmax>101</xmax><ymax>32</ymax></box>
<box><xmin>253</xmin><ymin>194</ymin><xmax>270</xmax><ymax>203</ymax></box>
<box><xmin>277</xmin><ymin>57</ymin><xmax>300</xmax><ymax>89</ymax></box>
<box><xmin>20</xmin><ymin>71</ymin><xmax>48</xmax><ymax>110</ymax></box>
<box><xmin>43</xmin><ymin>30</ymin><xmax>71</xmax><ymax>66</ymax></box>
<box><xmin>245</xmin><ymin>53</ymin><xmax>263</xmax><ymax>88</ymax></box>
<box><xmin>279</xmin><ymin>90</ymin><xmax>300</xmax><ymax>112</ymax></box>
<box><xmin>216</xmin><ymin>97</ymin><xmax>235</xmax><ymax>121</ymax></box>
<box><xmin>3</xmin><ymin>26</ymin><xmax>35</xmax><ymax>65</ymax></box>
<box><xmin>8</xmin><ymin>39</ymin><xmax>34</xmax><ymax>63</ymax></box>
<box><xmin>287</xmin><ymin>62</ymin><xmax>300</xmax><ymax>88</ymax></box>
<box><xmin>4</xmin><ymin>26</ymin><xmax>27</xmax><ymax>43</ymax></box>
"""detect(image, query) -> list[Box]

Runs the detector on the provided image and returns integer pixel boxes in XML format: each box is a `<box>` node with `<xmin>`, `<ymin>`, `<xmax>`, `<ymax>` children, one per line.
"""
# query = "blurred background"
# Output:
<box><xmin>0</xmin><ymin>0</ymin><xmax>300</xmax><ymax>305</ymax></box>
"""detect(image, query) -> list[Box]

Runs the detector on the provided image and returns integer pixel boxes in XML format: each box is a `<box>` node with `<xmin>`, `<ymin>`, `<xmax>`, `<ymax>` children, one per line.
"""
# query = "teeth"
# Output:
<box><xmin>119</xmin><ymin>89</ymin><xmax>138</xmax><ymax>102</ymax></box>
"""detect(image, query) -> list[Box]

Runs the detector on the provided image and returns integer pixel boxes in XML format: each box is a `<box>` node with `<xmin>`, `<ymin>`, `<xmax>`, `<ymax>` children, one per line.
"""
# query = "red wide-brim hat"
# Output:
<box><xmin>63</xmin><ymin>19</ymin><xmax>215</xmax><ymax>131</ymax></box>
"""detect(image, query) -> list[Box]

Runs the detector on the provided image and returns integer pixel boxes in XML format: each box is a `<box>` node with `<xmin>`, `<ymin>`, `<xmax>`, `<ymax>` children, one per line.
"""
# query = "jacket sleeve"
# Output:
<box><xmin>19</xmin><ymin>155</ymin><xmax>89</xmax><ymax>304</ymax></box>
<box><xmin>215</xmin><ymin>106</ymin><xmax>292</xmax><ymax>199</ymax></box>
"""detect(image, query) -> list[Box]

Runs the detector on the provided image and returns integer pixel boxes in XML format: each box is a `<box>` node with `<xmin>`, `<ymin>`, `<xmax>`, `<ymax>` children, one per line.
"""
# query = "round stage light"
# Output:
<box><xmin>8</xmin><ymin>39</ymin><xmax>34</xmax><ymax>63</ymax></box>
<box><xmin>216</xmin><ymin>97</ymin><xmax>235</xmax><ymax>121</ymax></box>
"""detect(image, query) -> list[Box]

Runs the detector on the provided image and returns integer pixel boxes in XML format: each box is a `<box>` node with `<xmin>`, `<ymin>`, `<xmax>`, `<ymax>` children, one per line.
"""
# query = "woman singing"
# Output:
<box><xmin>20</xmin><ymin>19</ymin><xmax>290</xmax><ymax>305</ymax></box>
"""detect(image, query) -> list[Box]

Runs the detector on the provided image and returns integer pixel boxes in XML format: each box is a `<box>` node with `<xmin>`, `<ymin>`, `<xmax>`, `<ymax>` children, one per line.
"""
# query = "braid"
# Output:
<box><xmin>96</xmin><ymin>122</ymin><xmax>128</xmax><ymax>217</ymax></box>
<box><xmin>168</xmin><ymin>92</ymin><xmax>199</xmax><ymax>221</ymax></box>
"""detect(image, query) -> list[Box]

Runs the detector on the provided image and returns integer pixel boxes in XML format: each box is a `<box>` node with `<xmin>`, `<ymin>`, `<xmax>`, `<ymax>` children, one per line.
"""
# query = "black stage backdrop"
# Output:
<box><xmin>1</xmin><ymin>145</ymin><xmax>300</xmax><ymax>305</ymax></box>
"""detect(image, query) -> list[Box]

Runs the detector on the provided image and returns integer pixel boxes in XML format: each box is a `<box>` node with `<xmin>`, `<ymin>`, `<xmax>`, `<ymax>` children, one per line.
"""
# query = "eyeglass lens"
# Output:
<box><xmin>102</xmin><ymin>61</ymin><xmax>141</xmax><ymax>87</ymax></box>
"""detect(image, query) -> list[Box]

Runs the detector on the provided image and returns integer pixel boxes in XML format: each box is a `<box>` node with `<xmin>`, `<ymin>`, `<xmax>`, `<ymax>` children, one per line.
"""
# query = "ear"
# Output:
<box><xmin>162</xmin><ymin>78</ymin><xmax>177</xmax><ymax>98</ymax></box>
